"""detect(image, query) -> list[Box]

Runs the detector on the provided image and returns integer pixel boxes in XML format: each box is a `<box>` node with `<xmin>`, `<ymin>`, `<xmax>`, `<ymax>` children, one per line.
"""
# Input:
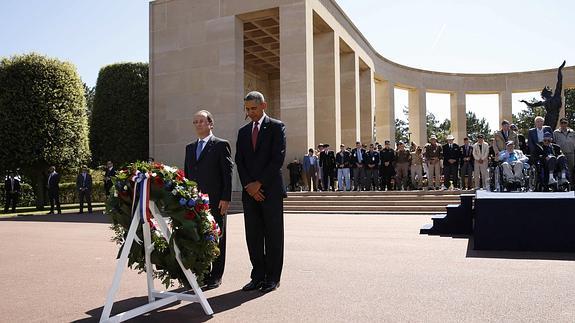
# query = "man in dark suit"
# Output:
<box><xmin>365</xmin><ymin>143</ymin><xmax>380</xmax><ymax>190</ymax></box>
<box><xmin>4</xmin><ymin>171</ymin><xmax>21</xmax><ymax>213</ymax></box>
<box><xmin>528</xmin><ymin>116</ymin><xmax>553</xmax><ymax>155</ymax></box>
<box><xmin>184</xmin><ymin>110</ymin><xmax>233</xmax><ymax>290</ymax></box>
<box><xmin>47</xmin><ymin>166</ymin><xmax>61</xmax><ymax>214</ymax></box>
<box><xmin>319</xmin><ymin>144</ymin><xmax>336</xmax><ymax>191</ymax></box>
<box><xmin>236</xmin><ymin>91</ymin><xmax>286</xmax><ymax>294</ymax></box>
<box><xmin>104</xmin><ymin>161</ymin><xmax>116</xmax><ymax>198</ymax></box>
<box><xmin>442</xmin><ymin>135</ymin><xmax>461</xmax><ymax>189</ymax></box>
<box><xmin>351</xmin><ymin>141</ymin><xmax>366</xmax><ymax>191</ymax></box>
<box><xmin>76</xmin><ymin>165</ymin><xmax>93</xmax><ymax>214</ymax></box>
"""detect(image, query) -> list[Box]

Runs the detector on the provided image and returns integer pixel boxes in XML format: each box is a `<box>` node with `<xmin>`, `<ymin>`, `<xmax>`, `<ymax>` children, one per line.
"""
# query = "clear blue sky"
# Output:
<box><xmin>2</xmin><ymin>0</ymin><xmax>573</xmax><ymax>133</ymax></box>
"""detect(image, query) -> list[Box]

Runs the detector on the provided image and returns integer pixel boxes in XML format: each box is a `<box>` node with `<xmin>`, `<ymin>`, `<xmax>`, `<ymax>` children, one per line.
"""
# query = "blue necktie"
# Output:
<box><xmin>196</xmin><ymin>140</ymin><xmax>204</xmax><ymax>160</ymax></box>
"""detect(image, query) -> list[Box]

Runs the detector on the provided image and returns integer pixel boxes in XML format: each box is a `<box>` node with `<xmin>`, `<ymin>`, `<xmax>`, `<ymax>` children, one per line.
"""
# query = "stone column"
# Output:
<box><xmin>499</xmin><ymin>90</ymin><xmax>512</xmax><ymax>125</ymax></box>
<box><xmin>359</xmin><ymin>66</ymin><xmax>373</xmax><ymax>144</ymax></box>
<box><xmin>375</xmin><ymin>80</ymin><xmax>394</xmax><ymax>142</ymax></box>
<box><xmin>450</xmin><ymin>91</ymin><xmax>467</xmax><ymax>143</ymax></box>
<box><xmin>313</xmin><ymin>30</ymin><xmax>340</xmax><ymax>147</ymax></box>
<box><xmin>408</xmin><ymin>88</ymin><xmax>427</xmax><ymax>147</ymax></box>
<box><xmin>340</xmin><ymin>51</ymin><xmax>358</xmax><ymax>146</ymax></box>
<box><xmin>280</xmin><ymin>2</ymin><xmax>315</xmax><ymax>161</ymax></box>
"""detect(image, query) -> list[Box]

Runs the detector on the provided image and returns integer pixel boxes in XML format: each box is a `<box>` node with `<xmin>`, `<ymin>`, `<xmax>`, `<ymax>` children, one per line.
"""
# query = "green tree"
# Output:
<box><xmin>427</xmin><ymin>112</ymin><xmax>448</xmax><ymax>143</ymax></box>
<box><xmin>0</xmin><ymin>53</ymin><xmax>90</xmax><ymax>209</ymax></box>
<box><xmin>564</xmin><ymin>88</ymin><xmax>575</xmax><ymax>126</ymax></box>
<box><xmin>83</xmin><ymin>83</ymin><xmax>95</xmax><ymax>121</ymax></box>
<box><xmin>394</xmin><ymin>118</ymin><xmax>409</xmax><ymax>144</ymax></box>
<box><xmin>466</xmin><ymin>111</ymin><xmax>492</xmax><ymax>141</ymax></box>
<box><xmin>90</xmin><ymin>63</ymin><xmax>149</xmax><ymax>166</ymax></box>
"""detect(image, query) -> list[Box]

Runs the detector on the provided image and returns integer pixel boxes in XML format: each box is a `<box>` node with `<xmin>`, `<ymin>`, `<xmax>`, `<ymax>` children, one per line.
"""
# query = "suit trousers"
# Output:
<box><xmin>395</xmin><ymin>163</ymin><xmax>409</xmax><ymax>189</ymax></box>
<box><xmin>242</xmin><ymin>192</ymin><xmax>284</xmax><ymax>283</ymax></box>
<box><xmin>380</xmin><ymin>165</ymin><xmax>394</xmax><ymax>191</ymax></box>
<box><xmin>410</xmin><ymin>164</ymin><xmax>423</xmax><ymax>189</ymax></box>
<box><xmin>474</xmin><ymin>161</ymin><xmax>489</xmax><ymax>189</ymax></box>
<box><xmin>444</xmin><ymin>162</ymin><xmax>459</xmax><ymax>188</ymax></box>
<box><xmin>4</xmin><ymin>192</ymin><xmax>17</xmax><ymax>213</ymax></box>
<box><xmin>79</xmin><ymin>190</ymin><xmax>92</xmax><ymax>213</ymax></box>
<box><xmin>322</xmin><ymin>168</ymin><xmax>335</xmax><ymax>191</ymax></box>
<box><xmin>427</xmin><ymin>162</ymin><xmax>441</xmax><ymax>188</ymax></box>
<box><xmin>365</xmin><ymin>167</ymin><xmax>379</xmax><ymax>190</ymax></box>
<box><xmin>460</xmin><ymin>161</ymin><xmax>474</xmax><ymax>189</ymax></box>
<box><xmin>353</xmin><ymin>166</ymin><xmax>365</xmax><ymax>190</ymax></box>
<box><xmin>207</xmin><ymin>204</ymin><xmax>227</xmax><ymax>281</ymax></box>
<box><xmin>49</xmin><ymin>191</ymin><xmax>61</xmax><ymax>213</ymax></box>
<box><xmin>304</xmin><ymin>167</ymin><xmax>318</xmax><ymax>191</ymax></box>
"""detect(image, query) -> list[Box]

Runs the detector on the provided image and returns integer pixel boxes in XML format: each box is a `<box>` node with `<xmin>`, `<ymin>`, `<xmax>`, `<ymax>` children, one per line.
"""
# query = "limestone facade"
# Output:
<box><xmin>150</xmin><ymin>0</ymin><xmax>575</xmax><ymax>189</ymax></box>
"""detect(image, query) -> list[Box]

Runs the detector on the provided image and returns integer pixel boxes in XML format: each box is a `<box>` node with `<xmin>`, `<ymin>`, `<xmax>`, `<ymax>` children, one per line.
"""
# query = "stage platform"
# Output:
<box><xmin>474</xmin><ymin>191</ymin><xmax>575</xmax><ymax>252</ymax></box>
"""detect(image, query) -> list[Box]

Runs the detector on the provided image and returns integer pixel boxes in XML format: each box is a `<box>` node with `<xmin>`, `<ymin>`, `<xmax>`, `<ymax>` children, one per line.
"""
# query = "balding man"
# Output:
<box><xmin>528</xmin><ymin>116</ymin><xmax>553</xmax><ymax>155</ymax></box>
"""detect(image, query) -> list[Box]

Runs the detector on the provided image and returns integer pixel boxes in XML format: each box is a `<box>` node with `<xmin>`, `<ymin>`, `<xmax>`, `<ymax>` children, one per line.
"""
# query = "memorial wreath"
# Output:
<box><xmin>106</xmin><ymin>161</ymin><xmax>221</xmax><ymax>287</ymax></box>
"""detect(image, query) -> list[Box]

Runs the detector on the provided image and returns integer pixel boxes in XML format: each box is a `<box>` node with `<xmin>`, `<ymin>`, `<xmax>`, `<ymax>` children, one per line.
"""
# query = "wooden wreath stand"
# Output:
<box><xmin>100</xmin><ymin>201</ymin><xmax>213</xmax><ymax>322</ymax></box>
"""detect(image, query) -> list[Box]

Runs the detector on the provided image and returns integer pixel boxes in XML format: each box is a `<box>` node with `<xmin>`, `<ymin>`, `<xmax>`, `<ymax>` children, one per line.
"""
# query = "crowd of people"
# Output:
<box><xmin>286</xmin><ymin>116</ymin><xmax>575</xmax><ymax>192</ymax></box>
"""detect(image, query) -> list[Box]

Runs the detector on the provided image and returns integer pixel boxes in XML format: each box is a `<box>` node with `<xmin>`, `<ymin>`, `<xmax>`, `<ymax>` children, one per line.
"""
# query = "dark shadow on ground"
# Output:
<box><xmin>75</xmin><ymin>289</ymin><xmax>264</xmax><ymax>322</ymax></box>
<box><xmin>0</xmin><ymin>212</ymin><xmax>110</xmax><ymax>224</ymax></box>
<box><xmin>465</xmin><ymin>236</ymin><xmax>575</xmax><ymax>261</ymax></box>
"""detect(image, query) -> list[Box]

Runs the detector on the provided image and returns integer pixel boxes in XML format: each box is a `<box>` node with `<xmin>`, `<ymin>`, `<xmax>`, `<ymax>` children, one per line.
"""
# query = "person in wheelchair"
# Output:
<box><xmin>534</xmin><ymin>132</ymin><xmax>570</xmax><ymax>186</ymax></box>
<box><xmin>498</xmin><ymin>141</ymin><xmax>529</xmax><ymax>184</ymax></box>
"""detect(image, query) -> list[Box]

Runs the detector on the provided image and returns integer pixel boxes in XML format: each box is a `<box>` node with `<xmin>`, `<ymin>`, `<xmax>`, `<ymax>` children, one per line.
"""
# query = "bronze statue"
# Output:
<box><xmin>520</xmin><ymin>60</ymin><xmax>566</xmax><ymax>128</ymax></box>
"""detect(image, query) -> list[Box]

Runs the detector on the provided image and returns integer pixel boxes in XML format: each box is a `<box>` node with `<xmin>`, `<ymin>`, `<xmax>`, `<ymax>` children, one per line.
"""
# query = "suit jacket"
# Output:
<box><xmin>534</xmin><ymin>142</ymin><xmax>563</xmax><ymax>161</ymax></box>
<box><xmin>76</xmin><ymin>173</ymin><xmax>93</xmax><ymax>192</ymax></box>
<box><xmin>460</xmin><ymin>144</ymin><xmax>474</xmax><ymax>165</ymax></box>
<box><xmin>4</xmin><ymin>177</ymin><xmax>21</xmax><ymax>194</ymax></box>
<box><xmin>335</xmin><ymin>150</ymin><xmax>351</xmax><ymax>168</ymax></box>
<box><xmin>350</xmin><ymin>148</ymin><xmax>366</xmax><ymax>167</ymax></box>
<box><xmin>365</xmin><ymin>150</ymin><xmax>380</xmax><ymax>167</ymax></box>
<box><xmin>104</xmin><ymin>167</ymin><xmax>116</xmax><ymax>188</ymax></box>
<box><xmin>235</xmin><ymin>115</ymin><xmax>287</xmax><ymax>199</ymax></box>
<box><xmin>302</xmin><ymin>155</ymin><xmax>318</xmax><ymax>173</ymax></box>
<box><xmin>493</xmin><ymin>129</ymin><xmax>519</xmax><ymax>155</ymax></box>
<box><xmin>528</xmin><ymin>126</ymin><xmax>553</xmax><ymax>154</ymax></box>
<box><xmin>472</xmin><ymin>142</ymin><xmax>489</xmax><ymax>161</ymax></box>
<box><xmin>442</xmin><ymin>143</ymin><xmax>461</xmax><ymax>166</ymax></box>
<box><xmin>184</xmin><ymin>136</ymin><xmax>233</xmax><ymax>204</ymax></box>
<box><xmin>47</xmin><ymin>172</ymin><xmax>60</xmax><ymax>193</ymax></box>
<box><xmin>319</xmin><ymin>150</ymin><xmax>336</xmax><ymax>171</ymax></box>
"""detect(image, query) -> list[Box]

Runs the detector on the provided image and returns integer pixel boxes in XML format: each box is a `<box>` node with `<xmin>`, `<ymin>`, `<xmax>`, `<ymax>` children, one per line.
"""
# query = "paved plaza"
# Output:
<box><xmin>0</xmin><ymin>212</ymin><xmax>574</xmax><ymax>322</ymax></box>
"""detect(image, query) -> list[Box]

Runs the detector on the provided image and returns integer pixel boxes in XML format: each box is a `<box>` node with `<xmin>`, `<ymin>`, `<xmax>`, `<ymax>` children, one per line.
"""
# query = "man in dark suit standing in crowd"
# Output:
<box><xmin>76</xmin><ymin>165</ymin><xmax>93</xmax><ymax>214</ymax></box>
<box><xmin>4</xmin><ymin>171</ymin><xmax>21</xmax><ymax>213</ymax></box>
<box><xmin>236</xmin><ymin>91</ymin><xmax>286</xmax><ymax>294</ymax></box>
<box><xmin>528</xmin><ymin>116</ymin><xmax>553</xmax><ymax>155</ymax></box>
<box><xmin>47</xmin><ymin>166</ymin><xmax>61</xmax><ymax>214</ymax></box>
<box><xmin>442</xmin><ymin>135</ymin><xmax>461</xmax><ymax>189</ymax></box>
<box><xmin>104</xmin><ymin>161</ymin><xmax>116</xmax><ymax>198</ymax></box>
<box><xmin>319</xmin><ymin>144</ymin><xmax>336</xmax><ymax>191</ymax></box>
<box><xmin>379</xmin><ymin>140</ymin><xmax>395</xmax><ymax>191</ymax></box>
<box><xmin>184</xmin><ymin>110</ymin><xmax>233</xmax><ymax>290</ymax></box>
<box><xmin>351</xmin><ymin>141</ymin><xmax>365</xmax><ymax>191</ymax></box>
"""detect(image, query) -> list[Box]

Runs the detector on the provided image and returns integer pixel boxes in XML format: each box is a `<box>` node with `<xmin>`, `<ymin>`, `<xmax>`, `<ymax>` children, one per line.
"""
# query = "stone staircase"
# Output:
<box><xmin>228</xmin><ymin>190</ymin><xmax>472</xmax><ymax>215</ymax></box>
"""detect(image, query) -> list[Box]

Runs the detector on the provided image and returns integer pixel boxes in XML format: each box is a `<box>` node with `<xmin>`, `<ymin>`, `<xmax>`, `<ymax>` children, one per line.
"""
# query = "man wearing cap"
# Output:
<box><xmin>442</xmin><ymin>135</ymin><xmax>461</xmax><ymax>189</ymax></box>
<box><xmin>379</xmin><ymin>140</ymin><xmax>395</xmax><ymax>191</ymax></box>
<box><xmin>424</xmin><ymin>135</ymin><xmax>442</xmax><ymax>190</ymax></box>
<box><xmin>473</xmin><ymin>134</ymin><xmax>490</xmax><ymax>190</ymax></box>
<box><xmin>319</xmin><ymin>144</ymin><xmax>336</xmax><ymax>191</ymax></box>
<box><xmin>394</xmin><ymin>141</ymin><xmax>411</xmax><ymax>190</ymax></box>
<box><xmin>303</xmin><ymin>148</ymin><xmax>319</xmax><ymax>191</ymax></box>
<box><xmin>498</xmin><ymin>141</ymin><xmax>528</xmax><ymax>184</ymax></box>
<box><xmin>528</xmin><ymin>116</ymin><xmax>553</xmax><ymax>155</ymax></box>
<box><xmin>534</xmin><ymin>132</ymin><xmax>569</xmax><ymax>185</ymax></box>
<box><xmin>335</xmin><ymin>144</ymin><xmax>352</xmax><ymax>191</ymax></box>
<box><xmin>553</xmin><ymin>118</ymin><xmax>575</xmax><ymax>185</ymax></box>
<box><xmin>494</xmin><ymin>120</ymin><xmax>519</xmax><ymax>155</ymax></box>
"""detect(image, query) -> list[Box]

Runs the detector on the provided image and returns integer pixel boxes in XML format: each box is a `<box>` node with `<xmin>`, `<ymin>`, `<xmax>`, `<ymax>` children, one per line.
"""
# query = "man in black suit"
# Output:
<box><xmin>319</xmin><ymin>144</ymin><xmax>336</xmax><ymax>191</ymax></box>
<box><xmin>104</xmin><ymin>161</ymin><xmax>116</xmax><ymax>198</ymax></box>
<box><xmin>47</xmin><ymin>166</ymin><xmax>61</xmax><ymax>214</ymax></box>
<box><xmin>235</xmin><ymin>91</ymin><xmax>286</xmax><ymax>294</ymax></box>
<box><xmin>351</xmin><ymin>141</ymin><xmax>366</xmax><ymax>191</ymax></box>
<box><xmin>184</xmin><ymin>110</ymin><xmax>233</xmax><ymax>290</ymax></box>
<box><xmin>76</xmin><ymin>165</ymin><xmax>93</xmax><ymax>214</ymax></box>
<box><xmin>4</xmin><ymin>171</ymin><xmax>21</xmax><ymax>213</ymax></box>
<box><xmin>442</xmin><ymin>135</ymin><xmax>461</xmax><ymax>189</ymax></box>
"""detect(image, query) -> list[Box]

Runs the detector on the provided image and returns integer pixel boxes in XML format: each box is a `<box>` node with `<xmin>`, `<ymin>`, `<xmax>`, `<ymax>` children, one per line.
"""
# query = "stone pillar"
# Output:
<box><xmin>359</xmin><ymin>67</ymin><xmax>373</xmax><ymax>144</ymax></box>
<box><xmin>280</xmin><ymin>2</ymin><xmax>315</xmax><ymax>161</ymax></box>
<box><xmin>375</xmin><ymin>80</ymin><xmax>394</xmax><ymax>142</ymax></box>
<box><xmin>313</xmin><ymin>30</ymin><xmax>340</xmax><ymax>147</ymax></box>
<box><xmin>340</xmin><ymin>51</ymin><xmax>358</xmax><ymax>146</ymax></box>
<box><xmin>499</xmin><ymin>90</ymin><xmax>512</xmax><ymax>125</ymax></box>
<box><xmin>408</xmin><ymin>88</ymin><xmax>427</xmax><ymax>147</ymax></box>
<box><xmin>450</xmin><ymin>91</ymin><xmax>467</xmax><ymax>144</ymax></box>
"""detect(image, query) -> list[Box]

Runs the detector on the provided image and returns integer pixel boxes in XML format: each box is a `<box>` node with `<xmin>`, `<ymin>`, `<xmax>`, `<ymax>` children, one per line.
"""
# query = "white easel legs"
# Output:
<box><xmin>99</xmin><ymin>202</ymin><xmax>213</xmax><ymax>323</ymax></box>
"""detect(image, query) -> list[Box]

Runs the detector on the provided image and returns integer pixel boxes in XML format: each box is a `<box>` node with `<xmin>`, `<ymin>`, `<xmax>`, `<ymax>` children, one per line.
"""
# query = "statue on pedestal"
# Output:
<box><xmin>520</xmin><ymin>60</ymin><xmax>566</xmax><ymax>128</ymax></box>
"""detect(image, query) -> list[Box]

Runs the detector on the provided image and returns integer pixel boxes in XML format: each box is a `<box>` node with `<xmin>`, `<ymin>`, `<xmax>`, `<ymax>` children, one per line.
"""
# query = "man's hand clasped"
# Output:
<box><xmin>245</xmin><ymin>181</ymin><xmax>265</xmax><ymax>201</ymax></box>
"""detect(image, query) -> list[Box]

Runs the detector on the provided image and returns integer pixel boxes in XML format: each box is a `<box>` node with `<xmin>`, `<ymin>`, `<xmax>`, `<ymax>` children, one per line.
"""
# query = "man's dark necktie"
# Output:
<box><xmin>252</xmin><ymin>122</ymin><xmax>259</xmax><ymax>150</ymax></box>
<box><xmin>196</xmin><ymin>140</ymin><xmax>204</xmax><ymax>160</ymax></box>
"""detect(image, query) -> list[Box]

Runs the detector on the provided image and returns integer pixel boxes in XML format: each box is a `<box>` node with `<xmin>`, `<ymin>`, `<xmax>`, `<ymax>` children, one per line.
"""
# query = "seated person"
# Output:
<box><xmin>498</xmin><ymin>141</ymin><xmax>529</xmax><ymax>183</ymax></box>
<box><xmin>534</xmin><ymin>132</ymin><xmax>570</xmax><ymax>185</ymax></box>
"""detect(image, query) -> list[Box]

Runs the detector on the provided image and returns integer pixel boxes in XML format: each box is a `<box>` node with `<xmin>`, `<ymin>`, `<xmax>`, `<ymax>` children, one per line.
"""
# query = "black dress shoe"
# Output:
<box><xmin>242</xmin><ymin>280</ymin><xmax>263</xmax><ymax>291</ymax></box>
<box><xmin>260</xmin><ymin>281</ymin><xmax>280</xmax><ymax>293</ymax></box>
<box><xmin>202</xmin><ymin>279</ymin><xmax>221</xmax><ymax>291</ymax></box>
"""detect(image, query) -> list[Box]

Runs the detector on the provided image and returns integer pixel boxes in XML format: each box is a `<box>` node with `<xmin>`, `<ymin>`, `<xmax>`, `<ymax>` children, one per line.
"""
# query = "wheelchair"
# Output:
<box><xmin>529</xmin><ymin>155</ymin><xmax>571</xmax><ymax>192</ymax></box>
<box><xmin>490</xmin><ymin>160</ymin><xmax>533</xmax><ymax>192</ymax></box>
